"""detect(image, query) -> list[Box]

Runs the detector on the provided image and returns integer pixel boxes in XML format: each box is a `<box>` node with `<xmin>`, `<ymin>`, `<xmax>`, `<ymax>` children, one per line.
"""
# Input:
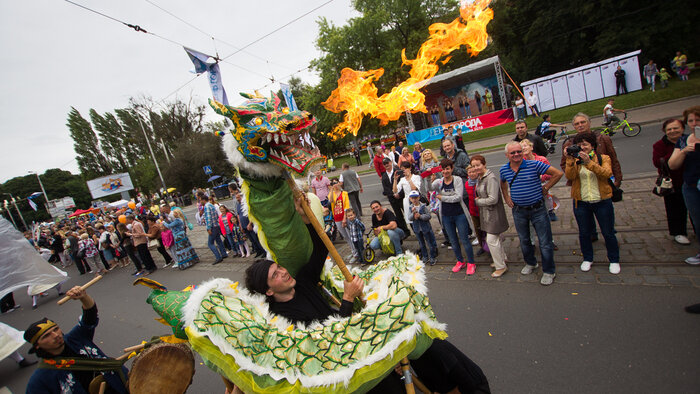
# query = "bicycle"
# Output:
<box><xmin>600</xmin><ymin>113</ymin><xmax>641</xmax><ymax>137</ymax></box>
<box><xmin>543</xmin><ymin>127</ymin><xmax>570</xmax><ymax>155</ymax></box>
<box><xmin>362</xmin><ymin>229</ymin><xmax>376</xmax><ymax>265</ymax></box>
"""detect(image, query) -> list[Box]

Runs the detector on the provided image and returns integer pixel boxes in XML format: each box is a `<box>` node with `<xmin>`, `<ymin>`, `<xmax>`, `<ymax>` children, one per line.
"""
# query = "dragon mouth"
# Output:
<box><xmin>261</xmin><ymin>126</ymin><xmax>323</xmax><ymax>175</ymax></box>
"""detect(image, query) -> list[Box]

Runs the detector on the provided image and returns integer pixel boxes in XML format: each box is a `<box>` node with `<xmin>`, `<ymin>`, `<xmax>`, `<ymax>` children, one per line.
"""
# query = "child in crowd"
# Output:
<box><xmin>345</xmin><ymin>208</ymin><xmax>366</xmax><ymax>264</ymax></box>
<box><xmin>323</xmin><ymin>207</ymin><xmax>336</xmax><ymax>240</ymax></box>
<box><xmin>229</xmin><ymin>215</ymin><xmax>249</xmax><ymax>257</ymax></box>
<box><xmin>658</xmin><ymin>68</ymin><xmax>671</xmax><ymax>88</ymax></box>
<box><xmin>408</xmin><ymin>191</ymin><xmax>437</xmax><ymax>265</ymax></box>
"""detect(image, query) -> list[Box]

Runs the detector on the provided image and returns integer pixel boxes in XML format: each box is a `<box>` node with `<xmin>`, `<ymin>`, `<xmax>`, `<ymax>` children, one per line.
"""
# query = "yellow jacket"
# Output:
<box><xmin>564</xmin><ymin>154</ymin><xmax>613</xmax><ymax>204</ymax></box>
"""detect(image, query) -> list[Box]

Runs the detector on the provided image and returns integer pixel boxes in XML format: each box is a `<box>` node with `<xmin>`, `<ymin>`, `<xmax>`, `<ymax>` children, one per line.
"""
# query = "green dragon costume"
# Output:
<box><xmin>136</xmin><ymin>92</ymin><xmax>447</xmax><ymax>392</ymax></box>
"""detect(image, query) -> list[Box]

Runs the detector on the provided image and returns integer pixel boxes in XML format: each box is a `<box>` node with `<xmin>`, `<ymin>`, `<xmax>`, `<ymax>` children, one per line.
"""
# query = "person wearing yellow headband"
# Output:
<box><xmin>23</xmin><ymin>286</ymin><xmax>128</xmax><ymax>394</ymax></box>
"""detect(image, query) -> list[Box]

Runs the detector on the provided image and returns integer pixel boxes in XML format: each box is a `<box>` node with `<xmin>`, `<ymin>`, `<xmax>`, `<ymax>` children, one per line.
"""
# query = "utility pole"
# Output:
<box><xmin>136</xmin><ymin>112</ymin><xmax>167</xmax><ymax>193</ymax></box>
<box><xmin>2</xmin><ymin>193</ymin><xmax>27</xmax><ymax>230</ymax></box>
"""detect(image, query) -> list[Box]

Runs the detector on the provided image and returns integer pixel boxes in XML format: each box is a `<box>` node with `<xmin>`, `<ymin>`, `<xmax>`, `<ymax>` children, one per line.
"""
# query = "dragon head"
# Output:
<box><xmin>210</xmin><ymin>92</ymin><xmax>323</xmax><ymax>177</ymax></box>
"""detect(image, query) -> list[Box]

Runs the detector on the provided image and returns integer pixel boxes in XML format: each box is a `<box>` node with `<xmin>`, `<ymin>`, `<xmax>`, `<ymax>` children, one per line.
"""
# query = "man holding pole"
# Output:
<box><xmin>244</xmin><ymin>194</ymin><xmax>490</xmax><ymax>394</ymax></box>
<box><xmin>24</xmin><ymin>285</ymin><xmax>129</xmax><ymax>393</ymax></box>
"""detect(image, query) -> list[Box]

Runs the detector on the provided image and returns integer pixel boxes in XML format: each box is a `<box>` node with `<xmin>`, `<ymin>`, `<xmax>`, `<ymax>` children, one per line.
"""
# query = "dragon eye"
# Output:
<box><xmin>254</xmin><ymin>117</ymin><xmax>263</xmax><ymax>125</ymax></box>
<box><xmin>282</xmin><ymin>107</ymin><xmax>290</xmax><ymax>114</ymax></box>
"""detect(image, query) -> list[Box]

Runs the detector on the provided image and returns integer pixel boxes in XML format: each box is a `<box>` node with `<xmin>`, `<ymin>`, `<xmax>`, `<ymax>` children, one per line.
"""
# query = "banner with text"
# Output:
<box><xmin>407</xmin><ymin>108</ymin><xmax>515</xmax><ymax>145</ymax></box>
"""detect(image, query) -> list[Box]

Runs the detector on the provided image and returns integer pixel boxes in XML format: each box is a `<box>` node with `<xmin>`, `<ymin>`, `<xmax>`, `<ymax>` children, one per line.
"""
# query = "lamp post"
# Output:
<box><xmin>28</xmin><ymin>171</ymin><xmax>51</xmax><ymax>216</ymax></box>
<box><xmin>135</xmin><ymin>110</ymin><xmax>167</xmax><ymax>193</ymax></box>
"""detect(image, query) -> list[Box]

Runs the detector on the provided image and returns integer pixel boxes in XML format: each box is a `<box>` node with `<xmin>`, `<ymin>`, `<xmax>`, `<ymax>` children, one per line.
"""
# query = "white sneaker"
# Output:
<box><xmin>609</xmin><ymin>263</ymin><xmax>621</xmax><ymax>274</ymax></box>
<box><xmin>580</xmin><ymin>261</ymin><xmax>593</xmax><ymax>272</ymax></box>
<box><xmin>521</xmin><ymin>264</ymin><xmax>539</xmax><ymax>275</ymax></box>
<box><xmin>685</xmin><ymin>254</ymin><xmax>700</xmax><ymax>265</ymax></box>
<box><xmin>674</xmin><ymin>235</ymin><xmax>691</xmax><ymax>245</ymax></box>
<box><xmin>540</xmin><ymin>273</ymin><xmax>556</xmax><ymax>286</ymax></box>
<box><xmin>471</xmin><ymin>238</ymin><xmax>479</xmax><ymax>246</ymax></box>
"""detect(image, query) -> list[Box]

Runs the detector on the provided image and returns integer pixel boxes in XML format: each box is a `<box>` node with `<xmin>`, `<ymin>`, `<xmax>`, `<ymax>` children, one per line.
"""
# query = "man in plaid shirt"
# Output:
<box><xmin>200</xmin><ymin>194</ymin><xmax>228</xmax><ymax>264</ymax></box>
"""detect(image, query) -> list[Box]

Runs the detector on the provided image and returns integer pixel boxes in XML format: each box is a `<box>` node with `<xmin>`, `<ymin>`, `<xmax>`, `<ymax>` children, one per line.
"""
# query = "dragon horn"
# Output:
<box><xmin>134</xmin><ymin>278</ymin><xmax>190</xmax><ymax>340</ymax></box>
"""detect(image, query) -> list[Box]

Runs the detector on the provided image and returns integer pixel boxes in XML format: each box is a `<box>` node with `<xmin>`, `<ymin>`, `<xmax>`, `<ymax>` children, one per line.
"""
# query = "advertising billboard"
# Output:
<box><xmin>86</xmin><ymin>173</ymin><xmax>134</xmax><ymax>199</ymax></box>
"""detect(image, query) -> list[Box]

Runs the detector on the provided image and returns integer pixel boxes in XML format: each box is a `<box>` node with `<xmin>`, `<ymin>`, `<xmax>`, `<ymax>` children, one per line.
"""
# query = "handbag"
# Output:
<box><xmin>161</xmin><ymin>229</ymin><xmax>174</xmax><ymax>248</ymax></box>
<box><xmin>147</xmin><ymin>238</ymin><xmax>160</xmax><ymax>249</ymax></box>
<box><xmin>652</xmin><ymin>158</ymin><xmax>674</xmax><ymax>197</ymax></box>
<box><xmin>377</xmin><ymin>229</ymin><xmax>395</xmax><ymax>256</ymax></box>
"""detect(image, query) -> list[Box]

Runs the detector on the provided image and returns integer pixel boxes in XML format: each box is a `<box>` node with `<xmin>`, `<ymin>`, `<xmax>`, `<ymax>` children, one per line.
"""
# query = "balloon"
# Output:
<box><xmin>128</xmin><ymin>201</ymin><xmax>136</xmax><ymax>210</ymax></box>
<box><xmin>118</xmin><ymin>215</ymin><xmax>127</xmax><ymax>224</ymax></box>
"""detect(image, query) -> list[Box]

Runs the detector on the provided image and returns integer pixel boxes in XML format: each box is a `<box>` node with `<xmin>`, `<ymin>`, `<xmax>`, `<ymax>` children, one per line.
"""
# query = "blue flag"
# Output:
<box><xmin>279</xmin><ymin>83</ymin><xmax>298</xmax><ymax>111</ymax></box>
<box><xmin>184</xmin><ymin>47</ymin><xmax>229</xmax><ymax>105</ymax></box>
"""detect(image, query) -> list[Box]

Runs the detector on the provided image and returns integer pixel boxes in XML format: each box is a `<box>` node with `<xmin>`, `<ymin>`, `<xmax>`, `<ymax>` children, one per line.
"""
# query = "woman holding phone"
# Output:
<box><xmin>668</xmin><ymin>106</ymin><xmax>700</xmax><ymax>265</ymax></box>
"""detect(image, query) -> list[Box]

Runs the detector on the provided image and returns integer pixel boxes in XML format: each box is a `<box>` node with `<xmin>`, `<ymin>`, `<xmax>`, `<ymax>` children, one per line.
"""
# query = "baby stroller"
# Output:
<box><xmin>323</xmin><ymin>211</ymin><xmax>337</xmax><ymax>241</ymax></box>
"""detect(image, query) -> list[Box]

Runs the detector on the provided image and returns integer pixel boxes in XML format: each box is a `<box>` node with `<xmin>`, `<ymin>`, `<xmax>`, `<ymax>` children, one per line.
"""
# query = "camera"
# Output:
<box><xmin>566</xmin><ymin>144</ymin><xmax>582</xmax><ymax>158</ymax></box>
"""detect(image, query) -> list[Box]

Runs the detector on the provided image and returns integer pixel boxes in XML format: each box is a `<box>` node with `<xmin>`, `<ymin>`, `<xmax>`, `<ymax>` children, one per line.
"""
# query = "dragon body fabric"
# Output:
<box><xmin>138</xmin><ymin>93</ymin><xmax>446</xmax><ymax>392</ymax></box>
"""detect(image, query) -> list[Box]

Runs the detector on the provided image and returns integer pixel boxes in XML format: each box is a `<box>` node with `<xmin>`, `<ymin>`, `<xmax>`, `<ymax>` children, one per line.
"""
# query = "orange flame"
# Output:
<box><xmin>322</xmin><ymin>0</ymin><xmax>493</xmax><ymax>140</ymax></box>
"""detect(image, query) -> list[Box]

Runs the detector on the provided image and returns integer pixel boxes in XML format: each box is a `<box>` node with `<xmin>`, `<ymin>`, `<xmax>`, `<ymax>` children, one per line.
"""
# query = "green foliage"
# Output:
<box><xmin>0</xmin><ymin>169</ymin><xmax>92</xmax><ymax>227</ymax></box>
<box><xmin>488</xmin><ymin>0</ymin><xmax>700</xmax><ymax>83</ymax></box>
<box><xmin>162</xmin><ymin>133</ymin><xmax>236</xmax><ymax>193</ymax></box>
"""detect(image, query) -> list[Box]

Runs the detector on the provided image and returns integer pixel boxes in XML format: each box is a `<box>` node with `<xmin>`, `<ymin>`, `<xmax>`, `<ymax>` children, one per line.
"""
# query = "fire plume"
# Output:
<box><xmin>322</xmin><ymin>0</ymin><xmax>493</xmax><ymax>140</ymax></box>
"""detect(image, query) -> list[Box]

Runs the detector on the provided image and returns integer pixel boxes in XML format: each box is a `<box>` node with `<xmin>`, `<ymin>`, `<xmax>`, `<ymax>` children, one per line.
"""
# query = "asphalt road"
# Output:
<box><xmin>2</xmin><ymin>263</ymin><xmax>698</xmax><ymax>393</ymax></box>
<box><xmin>357</xmin><ymin>122</ymin><xmax>663</xmax><ymax>209</ymax></box>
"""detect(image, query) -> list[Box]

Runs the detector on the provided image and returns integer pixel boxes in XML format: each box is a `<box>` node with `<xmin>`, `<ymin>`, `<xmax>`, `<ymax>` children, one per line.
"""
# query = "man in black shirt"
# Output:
<box><xmin>380</xmin><ymin>158</ymin><xmax>411</xmax><ymax>236</ymax></box>
<box><xmin>368</xmin><ymin>200</ymin><xmax>405</xmax><ymax>255</ymax></box>
<box><xmin>244</xmin><ymin>195</ymin><xmax>490</xmax><ymax>394</ymax></box>
<box><xmin>512</xmin><ymin>119</ymin><xmax>548</xmax><ymax>157</ymax></box>
<box><xmin>614</xmin><ymin>66</ymin><xmax>627</xmax><ymax>95</ymax></box>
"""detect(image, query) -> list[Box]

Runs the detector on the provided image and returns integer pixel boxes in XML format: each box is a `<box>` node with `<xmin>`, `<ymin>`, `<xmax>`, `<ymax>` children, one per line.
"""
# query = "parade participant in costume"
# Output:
<box><xmin>25</xmin><ymin>286</ymin><xmax>128</xmax><ymax>394</ymax></box>
<box><xmin>244</xmin><ymin>194</ymin><xmax>490</xmax><ymax>394</ymax></box>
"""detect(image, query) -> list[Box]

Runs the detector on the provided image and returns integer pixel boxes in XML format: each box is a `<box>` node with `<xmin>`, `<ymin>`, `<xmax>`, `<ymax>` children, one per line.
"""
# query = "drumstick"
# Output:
<box><xmin>98</xmin><ymin>381</ymin><xmax>107</xmax><ymax>394</ymax></box>
<box><xmin>57</xmin><ymin>275</ymin><xmax>103</xmax><ymax>305</ymax></box>
<box><xmin>123</xmin><ymin>343</ymin><xmax>145</xmax><ymax>353</ymax></box>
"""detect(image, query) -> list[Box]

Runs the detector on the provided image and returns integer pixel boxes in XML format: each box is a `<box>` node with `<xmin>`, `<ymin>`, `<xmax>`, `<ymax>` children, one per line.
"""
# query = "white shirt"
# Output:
<box><xmin>604</xmin><ymin>103</ymin><xmax>613</xmax><ymax>117</ymax></box>
<box><xmin>526</xmin><ymin>94</ymin><xmax>538</xmax><ymax>106</ymax></box>
<box><xmin>515</xmin><ymin>98</ymin><xmax>524</xmax><ymax>108</ymax></box>
<box><xmin>397</xmin><ymin>174</ymin><xmax>422</xmax><ymax>224</ymax></box>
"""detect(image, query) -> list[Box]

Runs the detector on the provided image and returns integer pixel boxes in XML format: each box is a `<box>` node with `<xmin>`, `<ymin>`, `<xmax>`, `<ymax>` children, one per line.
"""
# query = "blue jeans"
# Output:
<box><xmin>682</xmin><ymin>183</ymin><xmax>700</xmax><ymax>251</ymax></box>
<box><xmin>224</xmin><ymin>232</ymin><xmax>238</xmax><ymax>254</ymax></box>
<box><xmin>413</xmin><ymin>224</ymin><xmax>437</xmax><ymax>260</ymax></box>
<box><xmin>517</xmin><ymin>106</ymin><xmax>526</xmax><ymax>119</ymax></box>
<box><xmin>370</xmin><ymin>228</ymin><xmax>405</xmax><ymax>255</ymax></box>
<box><xmin>442</xmin><ymin>214</ymin><xmax>474</xmax><ymax>263</ymax></box>
<box><xmin>573</xmin><ymin>199</ymin><xmax>619</xmax><ymax>263</ymax></box>
<box><xmin>208</xmin><ymin>226</ymin><xmax>228</xmax><ymax>260</ymax></box>
<box><xmin>512</xmin><ymin>203</ymin><xmax>555</xmax><ymax>274</ymax></box>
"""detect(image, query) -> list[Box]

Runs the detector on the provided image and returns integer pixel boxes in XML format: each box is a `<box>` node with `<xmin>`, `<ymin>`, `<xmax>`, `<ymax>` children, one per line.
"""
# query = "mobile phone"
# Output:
<box><xmin>695</xmin><ymin>126</ymin><xmax>700</xmax><ymax>139</ymax></box>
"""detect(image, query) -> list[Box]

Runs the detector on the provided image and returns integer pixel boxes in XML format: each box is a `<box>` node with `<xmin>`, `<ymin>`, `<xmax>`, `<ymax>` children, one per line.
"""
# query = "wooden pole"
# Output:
<box><xmin>500</xmin><ymin>64</ymin><xmax>539</xmax><ymax>117</ymax></box>
<box><xmin>284</xmin><ymin>174</ymin><xmax>352</xmax><ymax>281</ymax></box>
<box><xmin>290</xmin><ymin>172</ymin><xmax>416</xmax><ymax>393</ymax></box>
<box><xmin>57</xmin><ymin>275</ymin><xmax>103</xmax><ymax>305</ymax></box>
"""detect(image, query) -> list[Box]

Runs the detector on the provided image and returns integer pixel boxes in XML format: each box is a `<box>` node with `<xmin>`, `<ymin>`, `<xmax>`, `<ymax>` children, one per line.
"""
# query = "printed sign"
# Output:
<box><xmin>86</xmin><ymin>173</ymin><xmax>134</xmax><ymax>199</ymax></box>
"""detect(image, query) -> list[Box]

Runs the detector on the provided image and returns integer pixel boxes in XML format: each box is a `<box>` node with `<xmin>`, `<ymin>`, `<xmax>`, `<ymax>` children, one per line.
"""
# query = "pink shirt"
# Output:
<box><xmin>311</xmin><ymin>176</ymin><xmax>331</xmax><ymax>201</ymax></box>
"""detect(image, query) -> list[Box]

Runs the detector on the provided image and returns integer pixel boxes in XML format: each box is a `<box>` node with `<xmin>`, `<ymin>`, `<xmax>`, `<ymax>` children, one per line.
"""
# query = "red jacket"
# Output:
<box><xmin>219</xmin><ymin>212</ymin><xmax>236</xmax><ymax>235</ymax></box>
<box><xmin>652</xmin><ymin>135</ymin><xmax>685</xmax><ymax>188</ymax></box>
<box><xmin>464</xmin><ymin>181</ymin><xmax>479</xmax><ymax>217</ymax></box>
<box><xmin>373</xmin><ymin>154</ymin><xmax>386</xmax><ymax>177</ymax></box>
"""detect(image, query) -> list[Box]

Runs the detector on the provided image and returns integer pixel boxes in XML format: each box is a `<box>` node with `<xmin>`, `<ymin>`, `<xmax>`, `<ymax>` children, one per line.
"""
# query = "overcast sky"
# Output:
<box><xmin>0</xmin><ymin>0</ymin><xmax>356</xmax><ymax>183</ymax></box>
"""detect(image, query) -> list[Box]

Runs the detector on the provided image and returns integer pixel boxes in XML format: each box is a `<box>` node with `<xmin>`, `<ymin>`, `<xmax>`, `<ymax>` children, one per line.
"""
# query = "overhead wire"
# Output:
<box><xmin>63</xmin><ymin>0</ymin><xmax>337</xmax><ymax>103</ymax></box>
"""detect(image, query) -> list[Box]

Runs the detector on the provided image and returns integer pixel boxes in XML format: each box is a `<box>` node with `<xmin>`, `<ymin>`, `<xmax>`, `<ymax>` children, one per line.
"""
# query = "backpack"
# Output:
<box><xmin>535</xmin><ymin>123</ymin><xmax>543</xmax><ymax>136</ymax></box>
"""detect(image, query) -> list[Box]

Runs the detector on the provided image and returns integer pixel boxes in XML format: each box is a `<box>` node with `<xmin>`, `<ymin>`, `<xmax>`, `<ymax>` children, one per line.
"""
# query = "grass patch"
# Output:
<box><xmin>332</xmin><ymin>78</ymin><xmax>700</xmax><ymax>160</ymax></box>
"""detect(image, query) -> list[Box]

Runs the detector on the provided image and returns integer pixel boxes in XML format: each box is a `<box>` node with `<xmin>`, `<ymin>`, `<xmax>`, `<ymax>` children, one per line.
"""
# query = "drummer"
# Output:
<box><xmin>24</xmin><ymin>286</ymin><xmax>128</xmax><ymax>394</ymax></box>
<box><xmin>245</xmin><ymin>194</ymin><xmax>491</xmax><ymax>394</ymax></box>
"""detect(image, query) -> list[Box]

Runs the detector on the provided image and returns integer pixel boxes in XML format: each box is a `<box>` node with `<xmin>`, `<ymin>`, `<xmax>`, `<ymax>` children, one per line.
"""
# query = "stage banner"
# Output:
<box><xmin>86</xmin><ymin>172</ymin><xmax>135</xmax><ymax>199</ymax></box>
<box><xmin>407</xmin><ymin>108</ymin><xmax>515</xmax><ymax>145</ymax></box>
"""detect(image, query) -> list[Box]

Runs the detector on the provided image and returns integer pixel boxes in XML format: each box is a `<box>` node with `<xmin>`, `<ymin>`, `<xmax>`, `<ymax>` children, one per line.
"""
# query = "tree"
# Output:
<box><xmin>487</xmin><ymin>0</ymin><xmax>700</xmax><ymax>83</ymax></box>
<box><xmin>162</xmin><ymin>133</ymin><xmax>236</xmax><ymax>192</ymax></box>
<box><xmin>67</xmin><ymin>107</ymin><xmax>112</xmax><ymax>179</ymax></box>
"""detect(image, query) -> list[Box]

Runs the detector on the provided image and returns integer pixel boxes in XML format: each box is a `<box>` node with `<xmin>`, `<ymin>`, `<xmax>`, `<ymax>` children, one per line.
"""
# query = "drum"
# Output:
<box><xmin>128</xmin><ymin>342</ymin><xmax>195</xmax><ymax>394</ymax></box>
